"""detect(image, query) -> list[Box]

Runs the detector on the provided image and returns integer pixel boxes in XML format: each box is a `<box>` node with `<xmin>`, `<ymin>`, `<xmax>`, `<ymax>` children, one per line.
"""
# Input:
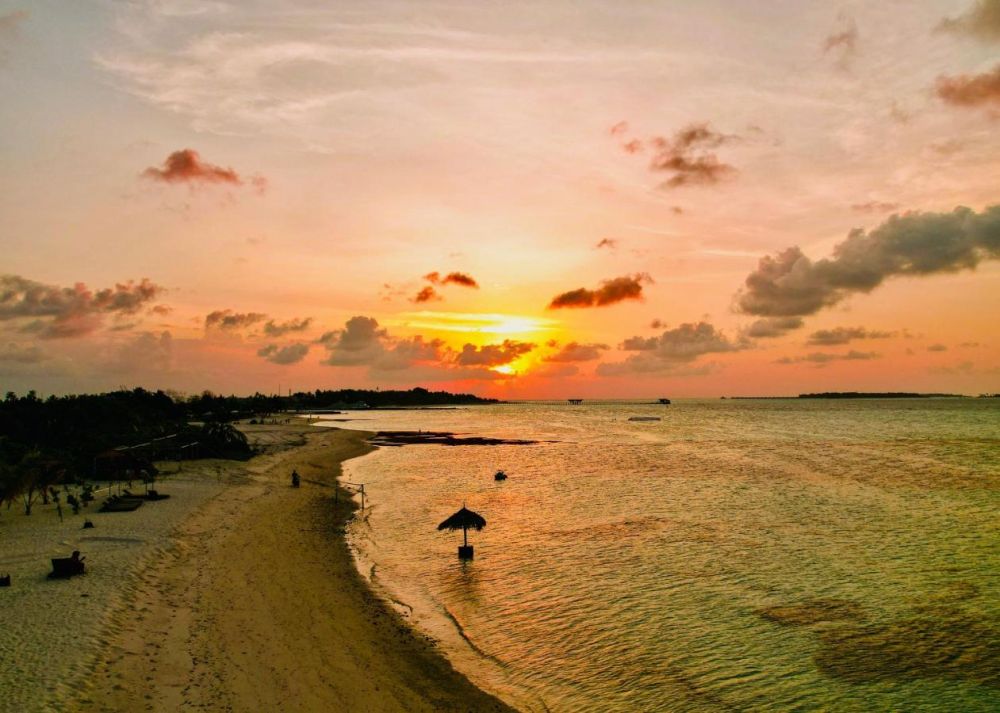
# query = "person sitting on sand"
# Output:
<box><xmin>291</xmin><ymin>470</ymin><xmax>300</xmax><ymax>487</ymax></box>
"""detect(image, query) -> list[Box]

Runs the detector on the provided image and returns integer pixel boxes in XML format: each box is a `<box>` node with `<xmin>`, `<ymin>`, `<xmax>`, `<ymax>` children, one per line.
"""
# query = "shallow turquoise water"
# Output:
<box><xmin>326</xmin><ymin>399</ymin><xmax>999</xmax><ymax>712</ymax></box>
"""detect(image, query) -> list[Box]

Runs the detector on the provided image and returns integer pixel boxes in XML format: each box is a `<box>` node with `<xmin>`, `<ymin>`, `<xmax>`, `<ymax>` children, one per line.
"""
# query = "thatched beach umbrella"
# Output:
<box><xmin>437</xmin><ymin>505</ymin><xmax>486</xmax><ymax>559</ymax></box>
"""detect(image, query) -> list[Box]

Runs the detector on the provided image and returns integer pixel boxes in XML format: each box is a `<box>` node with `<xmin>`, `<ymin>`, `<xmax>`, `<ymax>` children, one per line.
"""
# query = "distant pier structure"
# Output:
<box><xmin>568</xmin><ymin>399</ymin><xmax>583</xmax><ymax>405</ymax></box>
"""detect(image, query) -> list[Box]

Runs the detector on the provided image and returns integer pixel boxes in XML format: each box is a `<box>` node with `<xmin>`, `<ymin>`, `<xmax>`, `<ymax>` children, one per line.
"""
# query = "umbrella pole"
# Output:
<box><xmin>463</xmin><ymin>524</ymin><xmax>468</xmax><ymax>547</ymax></box>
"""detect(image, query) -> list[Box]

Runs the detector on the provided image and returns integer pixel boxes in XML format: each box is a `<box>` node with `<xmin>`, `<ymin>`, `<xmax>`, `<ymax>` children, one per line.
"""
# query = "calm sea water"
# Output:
<box><xmin>322</xmin><ymin>399</ymin><xmax>999</xmax><ymax>712</ymax></box>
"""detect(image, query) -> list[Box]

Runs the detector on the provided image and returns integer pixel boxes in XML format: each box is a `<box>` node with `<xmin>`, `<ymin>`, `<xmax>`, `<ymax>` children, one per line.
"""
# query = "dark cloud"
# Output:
<box><xmin>612</xmin><ymin>122</ymin><xmax>738</xmax><ymax>189</ymax></box>
<box><xmin>263</xmin><ymin>317</ymin><xmax>312</xmax><ymax>337</ymax></box>
<box><xmin>455</xmin><ymin>340</ymin><xmax>535</xmax><ymax>367</ymax></box>
<box><xmin>412</xmin><ymin>286</ymin><xmax>441</xmax><ymax>303</ymax></box>
<box><xmin>548</xmin><ymin>273</ymin><xmax>651</xmax><ymax>309</ymax></box>
<box><xmin>142</xmin><ymin>149</ymin><xmax>263</xmax><ymax>188</ymax></box>
<box><xmin>806</xmin><ymin>326</ymin><xmax>895</xmax><ymax>346</ymax></box>
<box><xmin>852</xmin><ymin>201</ymin><xmax>900</xmax><ymax>214</ymax></box>
<box><xmin>735</xmin><ymin>205</ymin><xmax>1000</xmax><ymax>320</ymax></box>
<box><xmin>258</xmin><ymin>342</ymin><xmax>310</xmax><ymax>365</ymax></box>
<box><xmin>413</xmin><ymin>271</ymin><xmax>478</xmax><ymax>303</ymax></box>
<box><xmin>595</xmin><ymin>238</ymin><xmax>618</xmax><ymax>249</ymax></box>
<box><xmin>648</xmin><ymin>124</ymin><xmax>738</xmax><ymax>188</ymax></box>
<box><xmin>204</xmin><ymin>309</ymin><xmax>267</xmax><ymax>331</ymax></box>
<box><xmin>935</xmin><ymin>64</ymin><xmax>1000</xmax><ymax>108</ymax></box>
<box><xmin>937</xmin><ymin>0</ymin><xmax>1000</xmax><ymax>42</ymax></box>
<box><xmin>545</xmin><ymin>342</ymin><xmax>608</xmax><ymax>363</ymax></box>
<box><xmin>440</xmin><ymin>272</ymin><xmax>478</xmax><ymax>288</ymax></box>
<box><xmin>744</xmin><ymin>316</ymin><xmax>805</xmax><ymax>338</ymax></box>
<box><xmin>927</xmin><ymin>343</ymin><xmax>949</xmax><ymax>352</ymax></box>
<box><xmin>0</xmin><ymin>274</ymin><xmax>162</xmax><ymax>338</ymax></box>
<box><xmin>315</xmin><ymin>316</ymin><xmax>513</xmax><ymax>379</ymax></box>
<box><xmin>597</xmin><ymin>321</ymin><xmax>746</xmax><ymax>375</ymax></box>
<box><xmin>775</xmin><ymin>350</ymin><xmax>879</xmax><ymax>366</ymax></box>
<box><xmin>317</xmin><ymin>316</ymin><xmax>388</xmax><ymax>366</ymax></box>
<box><xmin>0</xmin><ymin>342</ymin><xmax>45</xmax><ymax>364</ymax></box>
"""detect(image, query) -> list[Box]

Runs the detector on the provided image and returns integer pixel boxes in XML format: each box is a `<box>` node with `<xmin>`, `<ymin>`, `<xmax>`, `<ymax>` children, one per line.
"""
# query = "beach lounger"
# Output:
<box><xmin>49</xmin><ymin>552</ymin><xmax>85</xmax><ymax>579</ymax></box>
<box><xmin>99</xmin><ymin>495</ymin><xmax>144</xmax><ymax>513</ymax></box>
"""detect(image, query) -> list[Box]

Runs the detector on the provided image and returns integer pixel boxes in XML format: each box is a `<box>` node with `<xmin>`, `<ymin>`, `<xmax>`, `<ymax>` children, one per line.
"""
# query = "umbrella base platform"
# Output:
<box><xmin>458</xmin><ymin>545</ymin><xmax>474</xmax><ymax>559</ymax></box>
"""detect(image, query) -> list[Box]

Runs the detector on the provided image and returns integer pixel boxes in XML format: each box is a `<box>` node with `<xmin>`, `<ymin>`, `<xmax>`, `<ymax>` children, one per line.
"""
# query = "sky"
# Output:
<box><xmin>1</xmin><ymin>0</ymin><xmax>999</xmax><ymax>398</ymax></box>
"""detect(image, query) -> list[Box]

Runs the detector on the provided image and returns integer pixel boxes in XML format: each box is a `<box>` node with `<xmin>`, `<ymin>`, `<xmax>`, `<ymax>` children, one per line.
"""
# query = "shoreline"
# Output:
<box><xmin>54</xmin><ymin>423</ymin><xmax>514</xmax><ymax>712</ymax></box>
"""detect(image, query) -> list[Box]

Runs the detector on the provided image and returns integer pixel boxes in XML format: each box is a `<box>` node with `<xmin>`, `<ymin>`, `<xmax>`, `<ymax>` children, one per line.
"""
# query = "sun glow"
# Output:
<box><xmin>396</xmin><ymin>311</ymin><xmax>559</xmax><ymax>336</ymax></box>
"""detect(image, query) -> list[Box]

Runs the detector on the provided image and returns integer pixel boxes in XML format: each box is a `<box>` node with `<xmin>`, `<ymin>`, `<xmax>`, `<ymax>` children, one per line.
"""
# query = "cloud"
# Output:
<box><xmin>744</xmin><ymin>317</ymin><xmax>805</xmax><ymax>338</ymax></box>
<box><xmin>0</xmin><ymin>274</ymin><xmax>163</xmax><ymax>338</ymax></box>
<box><xmin>263</xmin><ymin>317</ymin><xmax>312</xmax><ymax>337</ymax></box>
<box><xmin>648</xmin><ymin>124</ymin><xmax>737</xmax><ymax>188</ymax></box>
<box><xmin>775</xmin><ymin>350</ymin><xmax>880</xmax><ymax>366</ymax></box>
<box><xmin>315</xmin><ymin>315</ymin><xmax>514</xmax><ymax>379</ymax></box>
<box><xmin>548</xmin><ymin>273</ymin><xmax>651</xmax><ymax>309</ymax></box>
<box><xmin>935</xmin><ymin>65</ymin><xmax>1000</xmax><ymax>108</ymax></box>
<box><xmin>545</xmin><ymin>342</ymin><xmax>608</xmax><ymax>362</ymax></box>
<box><xmin>258</xmin><ymin>342</ymin><xmax>310</xmax><ymax>364</ymax></box>
<box><xmin>806</xmin><ymin>326</ymin><xmax>895</xmax><ymax>346</ymax></box>
<box><xmin>531</xmin><ymin>363</ymin><xmax>580</xmax><ymax>378</ymax></box>
<box><xmin>374</xmin><ymin>335</ymin><xmax>448</xmax><ymax>371</ymax></box>
<box><xmin>111</xmin><ymin>330</ymin><xmax>173</xmax><ymax>373</ymax></box>
<box><xmin>149</xmin><ymin>304</ymin><xmax>173</xmax><ymax>316</ymax></box>
<box><xmin>440</xmin><ymin>272</ymin><xmax>478</xmax><ymax>288</ymax></box>
<box><xmin>927</xmin><ymin>343</ymin><xmax>949</xmax><ymax>352</ymax></box>
<box><xmin>597</xmin><ymin>321</ymin><xmax>746</xmax><ymax>375</ymax></box>
<box><xmin>937</xmin><ymin>0</ymin><xmax>1000</xmax><ymax>42</ymax></box>
<box><xmin>455</xmin><ymin>339</ymin><xmax>535</xmax><ymax>367</ymax></box>
<box><xmin>318</xmin><ymin>316</ymin><xmax>388</xmax><ymax>366</ymax></box>
<box><xmin>204</xmin><ymin>309</ymin><xmax>267</xmax><ymax>331</ymax></box>
<box><xmin>823</xmin><ymin>16</ymin><xmax>858</xmax><ymax>69</ymax></box>
<box><xmin>613</xmin><ymin>122</ymin><xmax>738</xmax><ymax>189</ymax></box>
<box><xmin>142</xmin><ymin>148</ymin><xmax>245</xmax><ymax>186</ymax></box>
<box><xmin>412</xmin><ymin>285</ymin><xmax>441</xmax><ymax>303</ymax></box>
<box><xmin>852</xmin><ymin>201</ymin><xmax>900</xmax><ymax>214</ymax></box>
<box><xmin>596</xmin><ymin>238</ymin><xmax>618</xmax><ymax>249</ymax></box>
<box><xmin>735</xmin><ymin>205</ymin><xmax>1000</xmax><ymax>319</ymax></box>
<box><xmin>0</xmin><ymin>342</ymin><xmax>46</xmax><ymax>364</ymax></box>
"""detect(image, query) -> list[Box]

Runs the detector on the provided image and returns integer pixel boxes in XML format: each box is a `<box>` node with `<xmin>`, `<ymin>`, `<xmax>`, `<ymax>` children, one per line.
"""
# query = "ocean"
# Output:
<box><xmin>321</xmin><ymin>399</ymin><xmax>999</xmax><ymax>712</ymax></box>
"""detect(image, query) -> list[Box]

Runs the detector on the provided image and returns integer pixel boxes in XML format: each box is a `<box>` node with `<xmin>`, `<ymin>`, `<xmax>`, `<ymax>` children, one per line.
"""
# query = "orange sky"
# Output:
<box><xmin>1</xmin><ymin>0</ymin><xmax>998</xmax><ymax>397</ymax></box>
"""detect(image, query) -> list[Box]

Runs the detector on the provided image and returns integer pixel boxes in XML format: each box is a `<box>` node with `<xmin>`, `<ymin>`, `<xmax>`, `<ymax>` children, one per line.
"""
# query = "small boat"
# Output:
<box><xmin>658</xmin><ymin>398</ymin><xmax>671</xmax><ymax>405</ymax></box>
<box><xmin>628</xmin><ymin>416</ymin><xmax>661</xmax><ymax>422</ymax></box>
<box><xmin>494</xmin><ymin>470</ymin><xmax>508</xmax><ymax>481</ymax></box>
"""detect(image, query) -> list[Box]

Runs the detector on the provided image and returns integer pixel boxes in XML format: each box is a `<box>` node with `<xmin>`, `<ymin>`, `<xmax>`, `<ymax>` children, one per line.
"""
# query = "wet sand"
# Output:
<box><xmin>60</xmin><ymin>424</ymin><xmax>513</xmax><ymax>712</ymax></box>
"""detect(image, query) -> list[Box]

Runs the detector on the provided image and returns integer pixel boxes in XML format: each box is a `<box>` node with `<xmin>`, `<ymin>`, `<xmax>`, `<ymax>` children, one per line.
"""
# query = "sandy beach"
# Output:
<box><xmin>0</xmin><ymin>423</ymin><xmax>513</xmax><ymax>712</ymax></box>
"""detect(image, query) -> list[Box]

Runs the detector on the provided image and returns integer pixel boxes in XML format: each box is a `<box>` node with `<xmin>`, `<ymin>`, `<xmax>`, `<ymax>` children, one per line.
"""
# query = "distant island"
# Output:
<box><xmin>729</xmin><ymin>392</ymin><xmax>969</xmax><ymax>400</ymax></box>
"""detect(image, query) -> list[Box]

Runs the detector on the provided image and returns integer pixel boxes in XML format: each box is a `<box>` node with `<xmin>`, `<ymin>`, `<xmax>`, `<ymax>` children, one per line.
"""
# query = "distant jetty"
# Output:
<box><xmin>728</xmin><ymin>392</ymin><xmax>968</xmax><ymax>400</ymax></box>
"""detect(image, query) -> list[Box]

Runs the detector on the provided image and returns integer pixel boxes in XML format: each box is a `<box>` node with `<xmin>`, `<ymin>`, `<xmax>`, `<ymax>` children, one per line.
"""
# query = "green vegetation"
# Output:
<box><xmin>0</xmin><ymin>387</ymin><xmax>494</xmax><ymax>515</ymax></box>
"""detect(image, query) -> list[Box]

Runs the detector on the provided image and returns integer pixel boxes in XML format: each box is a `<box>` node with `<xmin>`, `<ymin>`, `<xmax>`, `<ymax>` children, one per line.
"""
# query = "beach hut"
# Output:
<box><xmin>437</xmin><ymin>505</ymin><xmax>486</xmax><ymax>560</ymax></box>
